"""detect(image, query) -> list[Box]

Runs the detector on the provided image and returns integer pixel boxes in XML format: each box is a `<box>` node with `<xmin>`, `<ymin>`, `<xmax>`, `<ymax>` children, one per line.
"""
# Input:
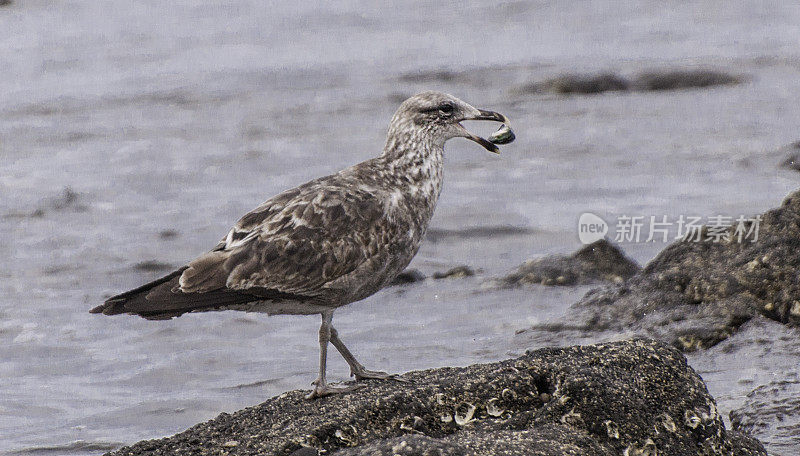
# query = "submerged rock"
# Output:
<box><xmin>158</xmin><ymin>229</ymin><xmax>180</xmax><ymax>240</ymax></box>
<box><xmin>518</xmin><ymin>68</ymin><xmax>741</xmax><ymax>96</ymax></box>
<box><xmin>398</xmin><ymin>69</ymin><xmax>459</xmax><ymax>83</ymax></box>
<box><xmin>519</xmin><ymin>73</ymin><xmax>630</xmax><ymax>95</ymax></box>
<box><xmin>632</xmin><ymin>69</ymin><xmax>741</xmax><ymax>91</ymax></box>
<box><xmin>543</xmin><ymin>73</ymin><xmax>628</xmax><ymax>94</ymax></box>
<box><xmin>575</xmin><ymin>189</ymin><xmax>800</xmax><ymax>350</ymax></box>
<box><xmin>432</xmin><ymin>265</ymin><xmax>476</xmax><ymax>280</ymax></box>
<box><xmin>495</xmin><ymin>239</ymin><xmax>640</xmax><ymax>287</ymax></box>
<box><xmin>390</xmin><ymin>269</ymin><xmax>426</xmax><ymax>286</ymax></box>
<box><xmin>133</xmin><ymin>261</ymin><xmax>174</xmax><ymax>272</ymax></box>
<box><xmin>103</xmin><ymin>339</ymin><xmax>764</xmax><ymax>456</ymax></box>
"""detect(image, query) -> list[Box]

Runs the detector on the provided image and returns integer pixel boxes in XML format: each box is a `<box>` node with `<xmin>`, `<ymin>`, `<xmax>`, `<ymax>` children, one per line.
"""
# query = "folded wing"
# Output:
<box><xmin>92</xmin><ymin>175</ymin><xmax>391</xmax><ymax>319</ymax></box>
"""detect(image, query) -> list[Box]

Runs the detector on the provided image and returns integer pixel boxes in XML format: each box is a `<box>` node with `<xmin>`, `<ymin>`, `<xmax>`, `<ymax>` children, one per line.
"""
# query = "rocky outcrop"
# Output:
<box><xmin>494</xmin><ymin>239</ymin><xmax>640</xmax><ymax>287</ymax></box>
<box><xmin>575</xmin><ymin>189</ymin><xmax>800</xmax><ymax>350</ymax></box>
<box><xmin>105</xmin><ymin>339</ymin><xmax>764</xmax><ymax>456</ymax></box>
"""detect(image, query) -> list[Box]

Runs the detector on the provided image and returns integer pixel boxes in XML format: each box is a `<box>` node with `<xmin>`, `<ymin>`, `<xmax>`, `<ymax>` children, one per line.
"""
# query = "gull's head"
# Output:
<box><xmin>388</xmin><ymin>91</ymin><xmax>513</xmax><ymax>154</ymax></box>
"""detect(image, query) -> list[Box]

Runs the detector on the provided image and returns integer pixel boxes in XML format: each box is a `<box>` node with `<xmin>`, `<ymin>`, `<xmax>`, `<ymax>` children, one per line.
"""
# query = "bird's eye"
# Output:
<box><xmin>438</xmin><ymin>102</ymin><xmax>455</xmax><ymax>115</ymax></box>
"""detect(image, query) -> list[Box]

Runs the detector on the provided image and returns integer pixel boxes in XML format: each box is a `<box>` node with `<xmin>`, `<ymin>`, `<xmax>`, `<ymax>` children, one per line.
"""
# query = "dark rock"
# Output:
<box><xmin>632</xmin><ymin>69</ymin><xmax>741</xmax><ymax>91</ymax></box>
<box><xmin>730</xmin><ymin>380</ymin><xmax>800</xmax><ymax>455</ymax></box>
<box><xmin>521</xmin><ymin>73</ymin><xmax>630</xmax><ymax>95</ymax></box>
<box><xmin>574</xmin><ymin>189</ymin><xmax>800</xmax><ymax>350</ymax></box>
<box><xmin>158</xmin><ymin>229</ymin><xmax>180</xmax><ymax>240</ymax></box>
<box><xmin>390</xmin><ymin>269</ymin><xmax>426</xmax><ymax>286</ymax></box>
<box><xmin>432</xmin><ymin>266</ymin><xmax>475</xmax><ymax>280</ymax></box>
<box><xmin>102</xmin><ymin>339</ymin><xmax>764</xmax><ymax>456</ymax></box>
<box><xmin>496</xmin><ymin>239</ymin><xmax>640</xmax><ymax>287</ymax></box>
<box><xmin>517</xmin><ymin>68</ymin><xmax>741</xmax><ymax>97</ymax></box>
<box><xmin>778</xmin><ymin>141</ymin><xmax>800</xmax><ymax>171</ymax></box>
<box><xmin>398</xmin><ymin>70</ymin><xmax>459</xmax><ymax>83</ymax></box>
<box><xmin>133</xmin><ymin>261</ymin><xmax>174</xmax><ymax>272</ymax></box>
<box><xmin>0</xmin><ymin>0</ymin><xmax>12</xmax><ymax>6</ymax></box>
<box><xmin>425</xmin><ymin>225</ymin><xmax>535</xmax><ymax>243</ymax></box>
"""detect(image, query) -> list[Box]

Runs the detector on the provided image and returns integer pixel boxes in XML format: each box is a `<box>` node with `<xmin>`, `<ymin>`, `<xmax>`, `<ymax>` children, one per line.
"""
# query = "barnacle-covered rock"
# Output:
<box><xmin>573</xmin><ymin>189</ymin><xmax>800</xmax><ymax>350</ymax></box>
<box><xmin>492</xmin><ymin>239</ymin><xmax>640</xmax><ymax>288</ymax></box>
<box><xmin>104</xmin><ymin>339</ymin><xmax>764</xmax><ymax>456</ymax></box>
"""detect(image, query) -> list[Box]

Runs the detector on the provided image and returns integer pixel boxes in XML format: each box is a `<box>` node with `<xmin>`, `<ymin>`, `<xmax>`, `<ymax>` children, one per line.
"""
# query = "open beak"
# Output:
<box><xmin>461</xmin><ymin>109</ymin><xmax>514</xmax><ymax>154</ymax></box>
<box><xmin>474</xmin><ymin>109</ymin><xmax>509</xmax><ymax>123</ymax></box>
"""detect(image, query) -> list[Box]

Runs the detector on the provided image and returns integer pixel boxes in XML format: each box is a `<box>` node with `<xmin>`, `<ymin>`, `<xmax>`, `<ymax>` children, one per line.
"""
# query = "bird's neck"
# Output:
<box><xmin>379</xmin><ymin>127</ymin><xmax>444</xmax><ymax>199</ymax></box>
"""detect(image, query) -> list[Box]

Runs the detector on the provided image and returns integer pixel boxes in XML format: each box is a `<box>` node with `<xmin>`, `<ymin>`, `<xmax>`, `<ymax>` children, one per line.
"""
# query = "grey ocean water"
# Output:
<box><xmin>2</xmin><ymin>1</ymin><xmax>800</xmax><ymax>454</ymax></box>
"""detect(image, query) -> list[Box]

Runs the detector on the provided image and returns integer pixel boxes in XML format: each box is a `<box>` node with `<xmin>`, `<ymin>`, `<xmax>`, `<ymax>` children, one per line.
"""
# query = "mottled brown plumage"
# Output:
<box><xmin>91</xmin><ymin>91</ymin><xmax>513</xmax><ymax>398</ymax></box>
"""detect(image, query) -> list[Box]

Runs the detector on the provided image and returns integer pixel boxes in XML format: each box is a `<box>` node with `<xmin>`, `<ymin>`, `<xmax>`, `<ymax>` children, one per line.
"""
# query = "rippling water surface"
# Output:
<box><xmin>2</xmin><ymin>1</ymin><xmax>800</xmax><ymax>454</ymax></box>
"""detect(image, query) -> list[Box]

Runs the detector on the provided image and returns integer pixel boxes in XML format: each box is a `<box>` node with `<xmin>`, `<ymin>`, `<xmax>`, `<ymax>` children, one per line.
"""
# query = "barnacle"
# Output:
<box><xmin>454</xmin><ymin>402</ymin><xmax>476</xmax><ymax>426</ymax></box>
<box><xmin>661</xmin><ymin>413</ymin><xmax>677</xmax><ymax>432</ymax></box>
<box><xmin>486</xmin><ymin>398</ymin><xmax>504</xmax><ymax>417</ymax></box>
<box><xmin>604</xmin><ymin>420</ymin><xmax>620</xmax><ymax>439</ymax></box>
<box><xmin>684</xmin><ymin>409</ymin><xmax>701</xmax><ymax>429</ymax></box>
<box><xmin>501</xmin><ymin>388</ymin><xmax>517</xmax><ymax>401</ymax></box>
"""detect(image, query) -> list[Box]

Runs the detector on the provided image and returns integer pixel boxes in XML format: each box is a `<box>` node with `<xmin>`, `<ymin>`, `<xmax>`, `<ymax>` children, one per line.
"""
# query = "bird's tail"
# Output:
<box><xmin>90</xmin><ymin>268</ymin><xmax>189</xmax><ymax>319</ymax></box>
<box><xmin>90</xmin><ymin>266</ymin><xmax>286</xmax><ymax>320</ymax></box>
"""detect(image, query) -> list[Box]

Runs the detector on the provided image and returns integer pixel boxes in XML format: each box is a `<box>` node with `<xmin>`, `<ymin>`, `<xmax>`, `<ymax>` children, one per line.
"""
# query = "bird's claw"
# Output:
<box><xmin>305</xmin><ymin>381</ymin><xmax>364</xmax><ymax>400</ymax></box>
<box><xmin>352</xmin><ymin>368</ymin><xmax>411</xmax><ymax>383</ymax></box>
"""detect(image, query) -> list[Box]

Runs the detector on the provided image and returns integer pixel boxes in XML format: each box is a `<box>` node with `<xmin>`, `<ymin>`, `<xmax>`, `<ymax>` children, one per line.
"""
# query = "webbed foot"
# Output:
<box><xmin>305</xmin><ymin>379</ymin><xmax>364</xmax><ymax>400</ymax></box>
<box><xmin>352</xmin><ymin>367</ymin><xmax>410</xmax><ymax>383</ymax></box>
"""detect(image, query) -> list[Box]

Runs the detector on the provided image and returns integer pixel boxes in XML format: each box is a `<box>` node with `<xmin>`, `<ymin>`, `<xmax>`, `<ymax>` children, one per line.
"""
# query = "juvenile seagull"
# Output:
<box><xmin>91</xmin><ymin>91</ymin><xmax>514</xmax><ymax>399</ymax></box>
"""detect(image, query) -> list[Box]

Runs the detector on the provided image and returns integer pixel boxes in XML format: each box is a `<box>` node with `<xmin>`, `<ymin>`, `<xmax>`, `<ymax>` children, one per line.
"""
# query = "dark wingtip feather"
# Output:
<box><xmin>89</xmin><ymin>304</ymin><xmax>105</xmax><ymax>314</ymax></box>
<box><xmin>88</xmin><ymin>299</ymin><xmax>127</xmax><ymax>315</ymax></box>
<box><xmin>91</xmin><ymin>268</ymin><xmax>188</xmax><ymax>317</ymax></box>
<box><xmin>92</xmin><ymin>267</ymin><xmax>311</xmax><ymax>321</ymax></box>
